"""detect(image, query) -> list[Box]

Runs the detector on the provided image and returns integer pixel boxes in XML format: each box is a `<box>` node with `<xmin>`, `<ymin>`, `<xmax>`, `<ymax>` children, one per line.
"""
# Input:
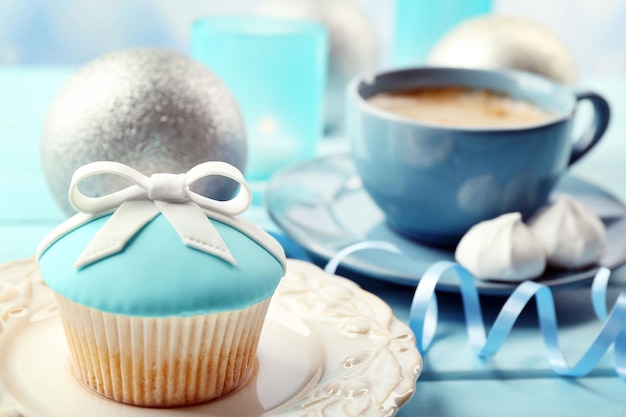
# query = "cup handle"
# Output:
<box><xmin>568</xmin><ymin>90</ymin><xmax>611</xmax><ymax>165</ymax></box>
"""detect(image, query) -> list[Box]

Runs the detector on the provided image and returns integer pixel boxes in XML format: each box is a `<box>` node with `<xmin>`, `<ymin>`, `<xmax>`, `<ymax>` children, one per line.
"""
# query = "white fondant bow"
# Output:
<box><xmin>69</xmin><ymin>161</ymin><xmax>251</xmax><ymax>268</ymax></box>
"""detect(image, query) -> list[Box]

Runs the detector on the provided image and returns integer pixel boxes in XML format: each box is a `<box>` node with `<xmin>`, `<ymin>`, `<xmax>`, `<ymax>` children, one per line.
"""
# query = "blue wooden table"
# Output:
<box><xmin>1</xmin><ymin>66</ymin><xmax>626</xmax><ymax>416</ymax></box>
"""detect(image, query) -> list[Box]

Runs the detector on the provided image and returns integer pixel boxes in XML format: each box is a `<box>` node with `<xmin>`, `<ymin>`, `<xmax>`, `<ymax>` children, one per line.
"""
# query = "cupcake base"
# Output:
<box><xmin>55</xmin><ymin>295</ymin><xmax>271</xmax><ymax>407</ymax></box>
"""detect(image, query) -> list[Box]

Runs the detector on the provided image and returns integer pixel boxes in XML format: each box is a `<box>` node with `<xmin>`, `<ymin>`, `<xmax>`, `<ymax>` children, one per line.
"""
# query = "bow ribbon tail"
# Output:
<box><xmin>74</xmin><ymin>201</ymin><xmax>160</xmax><ymax>268</ymax></box>
<box><xmin>155</xmin><ymin>200</ymin><xmax>236</xmax><ymax>265</ymax></box>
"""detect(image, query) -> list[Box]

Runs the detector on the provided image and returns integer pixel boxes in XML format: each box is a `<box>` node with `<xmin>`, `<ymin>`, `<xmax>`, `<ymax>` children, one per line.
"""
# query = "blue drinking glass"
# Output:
<box><xmin>191</xmin><ymin>16</ymin><xmax>328</xmax><ymax>181</ymax></box>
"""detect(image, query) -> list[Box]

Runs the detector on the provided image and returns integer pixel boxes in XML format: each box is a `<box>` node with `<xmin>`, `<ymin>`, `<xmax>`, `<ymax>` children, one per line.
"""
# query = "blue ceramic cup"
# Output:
<box><xmin>347</xmin><ymin>67</ymin><xmax>610</xmax><ymax>245</ymax></box>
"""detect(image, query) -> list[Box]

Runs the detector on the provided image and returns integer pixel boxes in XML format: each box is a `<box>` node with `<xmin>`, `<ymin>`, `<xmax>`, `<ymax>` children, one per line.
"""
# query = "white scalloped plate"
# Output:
<box><xmin>0</xmin><ymin>258</ymin><xmax>421</xmax><ymax>417</ymax></box>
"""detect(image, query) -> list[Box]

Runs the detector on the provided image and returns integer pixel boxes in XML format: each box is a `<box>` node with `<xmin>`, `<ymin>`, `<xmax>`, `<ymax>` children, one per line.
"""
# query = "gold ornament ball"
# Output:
<box><xmin>42</xmin><ymin>47</ymin><xmax>247</xmax><ymax>215</ymax></box>
<box><xmin>427</xmin><ymin>15</ymin><xmax>578</xmax><ymax>85</ymax></box>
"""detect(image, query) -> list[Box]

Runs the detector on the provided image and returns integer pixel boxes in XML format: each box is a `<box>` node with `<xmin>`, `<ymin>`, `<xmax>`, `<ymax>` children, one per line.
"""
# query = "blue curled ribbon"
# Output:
<box><xmin>324</xmin><ymin>241</ymin><xmax>626</xmax><ymax>380</ymax></box>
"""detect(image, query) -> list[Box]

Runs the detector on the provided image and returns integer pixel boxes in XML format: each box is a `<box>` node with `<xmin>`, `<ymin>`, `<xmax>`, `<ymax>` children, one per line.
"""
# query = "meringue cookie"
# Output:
<box><xmin>455</xmin><ymin>212</ymin><xmax>546</xmax><ymax>281</ymax></box>
<box><xmin>528</xmin><ymin>195</ymin><xmax>606</xmax><ymax>269</ymax></box>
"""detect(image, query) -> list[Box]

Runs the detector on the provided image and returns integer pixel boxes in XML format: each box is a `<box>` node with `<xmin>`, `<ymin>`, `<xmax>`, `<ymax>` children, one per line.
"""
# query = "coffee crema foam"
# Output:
<box><xmin>367</xmin><ymin>86</ymin><xmax>553</xmax><ymax>128</ymax></box>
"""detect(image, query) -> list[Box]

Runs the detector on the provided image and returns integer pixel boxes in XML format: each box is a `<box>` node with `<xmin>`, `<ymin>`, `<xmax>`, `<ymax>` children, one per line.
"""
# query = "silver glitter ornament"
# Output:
<box><xmin>42</xmin><ymin>47</ymin><xmax>247</xmax><ymax>215</ymax></box>
<box><xmin>260</xmin><ymin>0</ymin><xmax>379</xmax><ymax>130</ymax></box>
<box><xmin>427</xmin><ymin>15</ymin><xmax>578</xmax><ymax>85</ymax></box>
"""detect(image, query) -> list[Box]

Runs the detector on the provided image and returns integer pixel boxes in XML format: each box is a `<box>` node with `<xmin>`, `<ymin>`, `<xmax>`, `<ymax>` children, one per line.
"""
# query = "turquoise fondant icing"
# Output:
<box><xmin>38</xmin><ymin>214</ymin><xmax>285</xmax><ymax>317</ymax></box>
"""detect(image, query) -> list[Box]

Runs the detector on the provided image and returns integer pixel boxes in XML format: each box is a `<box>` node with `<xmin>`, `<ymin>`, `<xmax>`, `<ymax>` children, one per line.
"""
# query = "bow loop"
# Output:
<box><xmin>185</xmin><ymin>161</ymin><xmax>251</xmax><ymax>217</ymax></box>
<box><xmin>69</xmin><ymin>161</ymin><xmax>149</xmax><ymax>214</ymax></box>
<box><xmin>66</xmin><ymin>161</ymin><xmax>251</xmax><ymax>268</ymax></box>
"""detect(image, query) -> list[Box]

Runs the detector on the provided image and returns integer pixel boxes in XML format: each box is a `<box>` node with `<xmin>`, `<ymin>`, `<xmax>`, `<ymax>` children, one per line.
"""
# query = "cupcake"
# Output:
<box><xmin>36</xmin><ymin>161</ymin><xmax>285</xmax><ymax>407</ymax></box>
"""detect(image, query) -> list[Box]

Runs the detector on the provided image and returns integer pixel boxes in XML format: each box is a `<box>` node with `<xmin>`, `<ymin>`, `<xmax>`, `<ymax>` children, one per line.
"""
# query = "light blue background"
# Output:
<box><xmin>0</xmin><ymin>0</ymin><xmax>623</xmax><ymax>75</ymax></box>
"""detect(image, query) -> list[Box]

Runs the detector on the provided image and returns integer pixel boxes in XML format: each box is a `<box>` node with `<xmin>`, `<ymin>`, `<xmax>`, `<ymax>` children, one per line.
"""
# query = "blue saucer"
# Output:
<box><xmin>266</xmin><ymin>154</ymin><xmax>626</xmax><ymax>295</ymax></box>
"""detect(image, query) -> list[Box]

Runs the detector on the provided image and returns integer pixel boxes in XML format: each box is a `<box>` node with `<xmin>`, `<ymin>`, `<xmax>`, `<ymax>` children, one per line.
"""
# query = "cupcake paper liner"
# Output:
<box><xmin>55</xmin><ymin>295</ymin><xmax>271</xmax><ymax>407</ymax></box>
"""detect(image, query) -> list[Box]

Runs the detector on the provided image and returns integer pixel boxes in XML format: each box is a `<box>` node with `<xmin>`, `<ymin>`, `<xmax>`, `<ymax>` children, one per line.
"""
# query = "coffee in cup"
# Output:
<box><xmin>347</xmin><ymin>67</ymin><xmax>610</xmax><ymax>245</ymax></box>
<box><xmin>366</xmin><ymin>86</ymin><xmax>553</xmax><ymax>128</ymax></box>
